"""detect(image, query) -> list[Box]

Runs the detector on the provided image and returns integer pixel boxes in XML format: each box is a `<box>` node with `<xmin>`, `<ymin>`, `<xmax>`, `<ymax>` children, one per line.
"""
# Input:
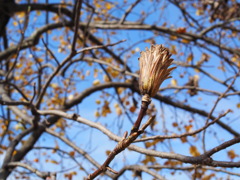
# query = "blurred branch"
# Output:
<box><xmin>76</xmin><ymin>39</ymin><xmax>126</xmax><ymax>54</ymax></box>
<box><xmin>78</xmin><ymin>28</ymin><xmax>132</xmax><ymax>72</ymax></box>
<box><xmin>34</xmin><ymin>146</ymin><xmax>89</xmax><ymax>175</ymax></box>
<box><xmin>0</xmin><ymin>21</ymin><xmax>72</xmax><ymax>61</ymax></box>
<box><xmin>119</xmin><ymin>0</ymin><xmax>142</xmax><ymax>24</ymax></box>
<box><xmin>202</xmin><ymin>71</ymin><xmax>240</xmax><ymax>151</ymax></box>
<box><xmin>82</xmin><ymin>21</ymin><xmax>240</xmax><ymax>56</ymax></box>
<box><xmin>71</xmin><ymin>0</ymin><xmax>82</xmax><ymax>52</ymax></box>
<box><xmin>0</xmin><ymin>84</ymin><xmax>32</xmax><ymax>123</ymax></box>
<box><xmin>35</xmin><ymin>40</ymin><xmax>126</xmax><ymax>107</ymax></box>
<box><xmin>175</xmin><ymin>61</ymin><xmax>238</xmax><ymax>92</ymax></box>
<box><xmin>0</xmin><ymin>99</ymin><xmax>30</xmax><ymax>106</ymax></box>
<box><xmin>200</xmin><ymin>17</ymin><xmax>240</xmax><ymax>35</ymax></box>
<box><xmin>169</xmin><ymin>0</ymin><xmax>202</xmax><ymax>29</ymax></box>
<box><xmin>44</xmin><ymin>128</ymin><xmax>114</xmax><ymax>178</ymax></box>
<box><xmin>6</xmin><ymin>162</ymin><xmax>56</xmax><ymax>179</ymax></box>
<box><xmin>64</xmin><ymin>82</ymin><xmax>134</xmax><ymax>109</ymax></box>
<box><xmin>154</xmin><ymin>93</ymin><xmax>239</xmax><ymax>136</ymax></box>
<box><xmin>129</xmin><ymin>139</ymin><xmax>240</xmax><ymax>167</ymax></box>
<box><xmin>66</xmin><ymin>81</ymin><xmax>240</xmax><ymax>136</ymax></box>
<box><xmin>7</xmin><ymin>3</ymin><xmax>73</xmax><ymax>17</ymax></box>
<box><xmin>114</xmin><ymin>165</ymin><xmax>166</xmax><ymax>180</ymax></box>
<box><xmin>79</xmin><ymin>57</ymin><xmax>138</xmax><ymax>76</ymax></box>
<box><xmin>1</xmin><ymin>127</ymin><xmax>34</xmax><ymax>170</ymax></box>
<box><xmin>115</xmin><ymin>164</ymin><xmax>240</xmax><ymax>179</ymax></box>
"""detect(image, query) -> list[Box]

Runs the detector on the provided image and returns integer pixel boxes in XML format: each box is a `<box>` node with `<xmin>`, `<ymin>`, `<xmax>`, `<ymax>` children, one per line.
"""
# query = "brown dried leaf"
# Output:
<box><xmin>189</xmin><ymin>145</ymin><xmax>200</xmax><ymax>157</ymax></box>
<box><xmin>228</xmin><ymin>150</ymin><xmax>238</xmax><ymax>160</ymax></box>
<box><xmin>69</xmin><ymin>151</ymin><xmax>75</xmax><ymax>157</ymax></box>
<box><xmin>187</xmin><ymin>53</ymin><xmax>194</xmax><ymax>62</ymax></box>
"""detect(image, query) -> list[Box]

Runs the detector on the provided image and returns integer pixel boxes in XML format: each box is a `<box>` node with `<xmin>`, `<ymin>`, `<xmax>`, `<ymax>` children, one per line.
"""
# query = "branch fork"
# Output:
<box><xmin>86</xmin><ymin>116</ymin><xmax>155</xmax><ymax>180</ymax></box>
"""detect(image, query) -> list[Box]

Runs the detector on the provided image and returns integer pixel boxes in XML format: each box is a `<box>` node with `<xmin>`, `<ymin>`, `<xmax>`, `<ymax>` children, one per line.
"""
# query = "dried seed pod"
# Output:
<box><xmin>139</xmin><ymin>44</ymin><xmax>176</xmax><ymax>97</ymax></box>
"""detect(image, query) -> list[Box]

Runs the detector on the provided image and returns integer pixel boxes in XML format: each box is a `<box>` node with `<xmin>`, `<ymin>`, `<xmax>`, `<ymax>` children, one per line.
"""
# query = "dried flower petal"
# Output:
<box><xmin>139</xmin><ymin>44</ymin><xmax>176</xmax><ymax>97</ymax></box>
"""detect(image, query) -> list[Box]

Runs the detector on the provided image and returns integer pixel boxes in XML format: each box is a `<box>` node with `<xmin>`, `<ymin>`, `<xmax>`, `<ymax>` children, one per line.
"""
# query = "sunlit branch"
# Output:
<box><xmin>35</xmin><ymin>109</ymin><xmax>240</xmax><ymax>168</ymax></box>
<box><xmin>114</xmin><ymin>165</ymin><xmax>166</xmax><ymax>180</ymax></box>
<box><xmin>64</xmin><ymin>82</ymin><xmax>134</xmax><ymax>109</ymax></box>
<box><xmin>160</xmin><ymin>85</ymin><xmax>222</xmax><ymax>96</ymax></box>
<box><xmin>135</xmin><ymin>109</ymin><xmax>231</xmax><ymax>142</ymax></box>
<box><xmin>116</xmin><ymin>164</ymin><xmax>240</xmax><ymax>178</ymax></box>
<box><xmin>128</xmin><ymin>142</ymin><xmax>240</xmax><ymax>167</ymax></box>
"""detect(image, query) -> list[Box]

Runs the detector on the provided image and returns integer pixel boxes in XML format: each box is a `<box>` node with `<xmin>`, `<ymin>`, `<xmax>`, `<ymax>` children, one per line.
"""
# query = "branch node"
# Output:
<box><xmin>72</xmin><ymin>113</ymin><xmax>79</xmax><ymax>120</ymax></box>
<box><xmin>202</xmin><ymin>156</ymin><xmax>213</xmax><ymax>165</ymax></box>
<box><xmin>106</xmin><ymin>166</ymin><xmax>118</xmax><ymax>174</ymax></box>
<box><xmin>122</xmin><ymin>131</ymin><xmax>128</xmax><ymax>139</ymax></box>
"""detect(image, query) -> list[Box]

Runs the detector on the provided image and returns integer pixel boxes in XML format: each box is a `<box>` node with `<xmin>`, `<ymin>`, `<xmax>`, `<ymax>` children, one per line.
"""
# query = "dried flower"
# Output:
<box><xmin>139</xmin><ymin>44</ymin><xmax>176</xmax><ymax>97</ymax></box>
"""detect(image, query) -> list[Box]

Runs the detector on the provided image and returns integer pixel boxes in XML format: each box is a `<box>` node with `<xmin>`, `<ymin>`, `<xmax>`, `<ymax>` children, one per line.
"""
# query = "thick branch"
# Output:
<box><xmin>35</xmin><ymin>109</ymin><xmax>240</xmax><ymax>168</ymax></box>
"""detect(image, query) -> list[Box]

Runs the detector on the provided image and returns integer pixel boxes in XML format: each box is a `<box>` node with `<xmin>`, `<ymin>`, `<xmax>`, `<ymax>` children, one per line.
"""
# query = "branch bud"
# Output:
<box><xmin>139</xmin><ymin>44</ymin><xmax>176</xmax><ymax>97</ymax></box>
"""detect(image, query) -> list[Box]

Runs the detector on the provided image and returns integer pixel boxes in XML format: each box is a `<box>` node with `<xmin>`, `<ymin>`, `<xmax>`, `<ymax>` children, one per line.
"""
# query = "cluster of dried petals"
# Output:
<box><xmin>139</xmin><ymin>44</ymin><xmax>176</xmax><ymax>97</ymax></box>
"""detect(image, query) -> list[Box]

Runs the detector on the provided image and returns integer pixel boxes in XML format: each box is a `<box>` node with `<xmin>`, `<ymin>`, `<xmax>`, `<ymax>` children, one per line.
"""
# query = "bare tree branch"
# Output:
<box><xmin>6</xmin><ymin>162</ymin><xmax>56</xmax><ymax>179</ymax></box>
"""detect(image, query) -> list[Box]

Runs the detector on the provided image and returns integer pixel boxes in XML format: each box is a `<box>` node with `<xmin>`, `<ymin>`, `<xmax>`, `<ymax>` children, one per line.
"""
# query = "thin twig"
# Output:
<box><xmin>119</xmin><ymin>0</ymin><xmax>141</xmax><ymax>24</ymax></box>
<box><xmin>76</xmin><ymin>39</ymin><xmax>126</xmax><ymax>54</ymax></box>
<box><xmin>135</xmin><ymin>109</ymin><xmax>231</xmax><ymax>142</ymax></box>
<box><xmin>202</xmin><ymin>71</ymin><xmax>240</xmax><ymax>152</ymax></box>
